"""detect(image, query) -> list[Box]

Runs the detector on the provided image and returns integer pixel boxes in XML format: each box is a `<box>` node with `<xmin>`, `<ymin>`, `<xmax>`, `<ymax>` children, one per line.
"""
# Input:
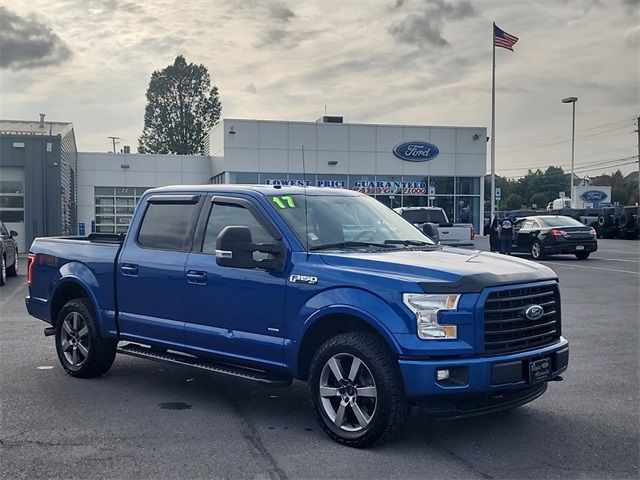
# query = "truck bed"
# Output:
<box><xmin>27</xmin><ymin>235</ymin><xmax>123</xmax><ymax>333</ymax></box>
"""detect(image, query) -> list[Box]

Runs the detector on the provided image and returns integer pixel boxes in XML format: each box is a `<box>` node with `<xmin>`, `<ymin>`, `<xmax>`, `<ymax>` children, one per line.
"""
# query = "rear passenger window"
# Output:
<box><xmin>138</xmin><ymin>203</ymin><xmax>196</xmax><ymax>251</ymax></box>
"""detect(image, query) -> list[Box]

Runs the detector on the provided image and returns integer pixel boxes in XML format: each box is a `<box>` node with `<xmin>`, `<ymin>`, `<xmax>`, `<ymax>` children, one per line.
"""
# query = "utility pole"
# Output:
<box><xmin>107</xmin><ymin>136</ymin><xmax>120</xmax><ymax>153</ymax></box>
<box><xmin>636</xmin><ymin>116</ymin><xmax>639</xmax><ymax>209</ymax></box>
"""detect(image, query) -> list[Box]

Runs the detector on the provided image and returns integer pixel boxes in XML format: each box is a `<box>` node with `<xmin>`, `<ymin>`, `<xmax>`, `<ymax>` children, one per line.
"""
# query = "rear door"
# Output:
<box><xmin>116</xmin><ymin>194</ymin><xmax>202</xmax><ymax>348</ymax></box>
<box><xmin>514</xmin><ymin>219</ymin><xmax>533</xmax><ymax>251</ymax></box>
<box><xmin>183</xmin><ymin>195</ymin><xmax>288</xmax><ymax>367</ymax></box>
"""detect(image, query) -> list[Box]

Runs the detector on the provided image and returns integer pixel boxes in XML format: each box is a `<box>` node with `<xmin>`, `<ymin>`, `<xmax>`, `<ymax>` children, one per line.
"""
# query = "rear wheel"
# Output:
<box><xmin>55</xmin><ymin>298</ymin><xmax>117</xmax><ymax>378</ymax></box>
<box><xmin>575</xmin><ymin>251</ymin><xmax>590</xmax><ymax>260</ymax></box>
<box><xmin>309</xmin><ymin>332</ymin><xmax>411</xmax><ymax>447</ymax></box>
<box><xmin>6</xmin><ymin>249</ymin><xmax>18</xmax><ymax>277</ymax></box>
<box><xmin>531</xmin><ymin>240</ymin><xmax>545</xmax><ymax>260</ymax></box>
<box><xmin>1</xmin><ymin>255</ymin><xmax>6</xmax><ymax>286</ymax></box>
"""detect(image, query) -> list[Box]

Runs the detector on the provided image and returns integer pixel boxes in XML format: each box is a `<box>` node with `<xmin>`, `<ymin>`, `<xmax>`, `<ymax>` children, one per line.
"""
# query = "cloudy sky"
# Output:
<box><xmin>0</xmin><ymin>0</ymin><xmax>638</xmax><ymax>178</ymax></box>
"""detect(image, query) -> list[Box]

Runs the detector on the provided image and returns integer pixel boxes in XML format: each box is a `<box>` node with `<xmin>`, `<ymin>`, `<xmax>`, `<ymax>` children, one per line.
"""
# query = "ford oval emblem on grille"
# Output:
<box><xmin>524</xmin><ymin>304</ymin><xmax>544</xmax><ymax>320</ymax></box>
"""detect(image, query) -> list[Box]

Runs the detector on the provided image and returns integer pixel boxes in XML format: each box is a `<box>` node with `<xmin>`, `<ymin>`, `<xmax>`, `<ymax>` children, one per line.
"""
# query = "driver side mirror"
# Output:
<box><xmin>215</xmin><ymin>226</ymin><xmax>283</xmax><ymax>270</ymax></box>
<box><xmin>9</xmin><ymin>230</ymin><xmax>18</xmax><ymax>238</ymax></box>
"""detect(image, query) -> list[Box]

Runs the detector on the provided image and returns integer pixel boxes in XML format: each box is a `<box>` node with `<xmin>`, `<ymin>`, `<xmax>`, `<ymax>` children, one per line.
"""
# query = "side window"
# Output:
<box><xmin>522</xmin><ymin>220</ymin><xmax>534</xmax><ymax>230</ymax></box>
<box><xmin>137</xmin><ymin>203</ymin><xmax>197</xmax><ymax>251</ymax></box>
<box><xmin>202</xmin><ymin>203</ymin><xmax>274</xmax><ymax>259</ymax></box>
<box><xmin>533</xmin><ymin>220</ymin><xmax>541</xmax><ymax>229</ymax></box>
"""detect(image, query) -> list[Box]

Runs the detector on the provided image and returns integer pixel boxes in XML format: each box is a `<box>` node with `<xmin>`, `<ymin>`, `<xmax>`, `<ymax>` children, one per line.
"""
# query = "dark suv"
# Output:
<box><xmin>1</xmin><ymin>221</ymin><xmax>19</xmax><ymax>286</ymax></box>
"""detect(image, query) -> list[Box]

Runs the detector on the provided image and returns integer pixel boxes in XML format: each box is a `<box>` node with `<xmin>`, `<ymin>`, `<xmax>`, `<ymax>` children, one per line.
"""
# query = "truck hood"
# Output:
<box><xmin>319</xmin><ymin>247</ymin><xmax>557</xmax><ymax>293</ymax></box>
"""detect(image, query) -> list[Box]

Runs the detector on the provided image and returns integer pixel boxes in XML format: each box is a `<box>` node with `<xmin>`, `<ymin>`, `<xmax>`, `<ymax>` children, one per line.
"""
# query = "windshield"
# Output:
<box><xmin>269</xmin><ymin>194</ymin><xmax>435</xmax><ymax>249</ymax></box>
<box><xmin>400</xmin><ymin>209</ymin><xmax>447</xmax><ymax>225</ymax></box>
<box><xmin>539</xmin><ymin>216</ymin><xmax>585</xmax><ymax>227</ymax></box>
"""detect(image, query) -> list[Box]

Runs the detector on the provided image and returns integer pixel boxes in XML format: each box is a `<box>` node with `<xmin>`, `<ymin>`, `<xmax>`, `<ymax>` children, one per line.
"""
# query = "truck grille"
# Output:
<box><xmin>484</xmin><ymin>284</ymin><xmax>560</xmax><ymax>355</ymax></box>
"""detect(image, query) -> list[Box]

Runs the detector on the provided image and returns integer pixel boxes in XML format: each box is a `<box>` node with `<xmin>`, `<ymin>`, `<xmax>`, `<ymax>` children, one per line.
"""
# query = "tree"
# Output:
<box><xmin>138</xmin><ymin>55</ymin><xmax>221</xmax><ymax>155</ymax></box>
<box><xmin>504</xmin><ymin>193</ymin><xmax>523</xmax><ymax>210</ymax></box>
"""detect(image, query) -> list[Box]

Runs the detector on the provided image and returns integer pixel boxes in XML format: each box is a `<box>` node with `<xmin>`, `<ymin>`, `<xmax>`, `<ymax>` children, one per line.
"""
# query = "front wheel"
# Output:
<box><xmin>308</xmin><ymin>332</ymin><xmax>411</xmax><ymax>447</ymax></box>
<box><xmin>575</xmin><ymin>251</ymin><xmax>590</xmax><ymax>260</ymax></box>
<box><xmin>55</xmin><ymin>298</ymin><xmax>117</xmax><ymax>378</ymax></box>
<box><xmin>531</xmin><ymin>240</ymin><xmax>545</xmax><ymax>260</ymax></box>
<box><xmin>6</xmin><ymin>249</ymin><xmax>18</xmax><ymax>277</ymax></box>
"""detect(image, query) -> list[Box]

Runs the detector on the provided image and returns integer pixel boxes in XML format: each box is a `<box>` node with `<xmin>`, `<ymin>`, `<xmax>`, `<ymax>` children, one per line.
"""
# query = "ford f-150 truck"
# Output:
<box><xmin>26</xmin><ymin>185</ymin><xmax>568</xmax><ymax>447</ymax></box>
<box><xmin>394</xmin><ymin>206</ymin><xmax>475</xmax><ymax>247</ymax></box>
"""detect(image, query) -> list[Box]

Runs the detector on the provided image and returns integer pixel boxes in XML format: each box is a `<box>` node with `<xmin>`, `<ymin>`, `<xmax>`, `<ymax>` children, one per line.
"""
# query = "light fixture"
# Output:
<box><xmin>229</xmin><ymin>126</ymin><xmax>236</xmax><ymax>134</ymax></box>
<box><xmin>121</xmin><ymin>164</ymin><xmax>130</xmax><ymax>169</ymax></box>
<box><xmin>472</xmin><ymin>133</ymin><xmax>481</xmax><ymax>141</ymax></box>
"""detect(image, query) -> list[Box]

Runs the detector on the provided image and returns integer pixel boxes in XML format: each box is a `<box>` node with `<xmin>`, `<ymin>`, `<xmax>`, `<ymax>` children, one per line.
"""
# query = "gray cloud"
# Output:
<box><xmin>388</xmin><ymin>0</ymin><xmax>477</xmax><ymax>47</ymax></box>
<box><xmin>626</xmin><ymin>25</ymin><xmax>640</xmax><ymax>46</ymax></box>
<box><xmin>270</xmin><ymin>4</ymin><xmax>295</xmax><ymax>22</ymax></box>
<box><xmin>245</xmin><ymin>83</ymin><xmax>257</xmax><ymax>93</ymax></box>
<box><xmin>0</xmin><ymin>5</ymin><xmax>72</xmax><ymax>70</ymax></box>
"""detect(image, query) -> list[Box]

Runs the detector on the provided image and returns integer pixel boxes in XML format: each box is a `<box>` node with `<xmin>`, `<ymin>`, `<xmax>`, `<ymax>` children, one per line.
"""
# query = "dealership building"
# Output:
<box><xmin>1</xmin><ymin>116</ymin><xmax>486</xmax><ymax>250</ymax></box>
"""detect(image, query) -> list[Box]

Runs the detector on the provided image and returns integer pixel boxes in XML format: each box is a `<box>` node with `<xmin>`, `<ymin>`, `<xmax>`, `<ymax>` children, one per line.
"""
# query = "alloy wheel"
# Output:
<box><xmin>60</xmin><ymin>312</ymin><xmax>90</xmax><ymax>367</ymax></box>
<box><xmin>319</xmin><ymin>353</ymin><xmax>377</xmax><ymax>432</ymax></box>
<box><xmin>532</xmin><ymin>242</ymin><xmax>541</xmax><ymax>259</ymax></box>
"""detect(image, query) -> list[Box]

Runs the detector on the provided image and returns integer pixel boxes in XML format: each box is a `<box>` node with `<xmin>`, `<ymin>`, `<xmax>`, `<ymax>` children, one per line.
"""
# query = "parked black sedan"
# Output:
<box><xmin>511</xmin><ymin>215</ymin><xmax>597</xmax><ymax>260</ymax></box>
<box><xmin>1</xmin><ymin>220</ymin><xmax>19</xmax><ymax>286</ymax></box>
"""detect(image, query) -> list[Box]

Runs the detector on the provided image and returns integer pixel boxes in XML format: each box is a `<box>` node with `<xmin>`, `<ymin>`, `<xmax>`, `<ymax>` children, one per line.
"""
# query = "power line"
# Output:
<box><xmin>495</xmin><ymin>154</ymin><xmax>638</xmax><ymax>172</ymax></box>
<box><xmin>499</xmin><ymin>125</ymin><xmax>630</xmax><ymax>152</ymax></box>
<box><xmin>499</xmin><ymin>159</ymin><xmax>639</xmax><ymax>179</ymax></box>
<box><xmin>498</xmin><ymin>116</ymin><xmax>634</xmax><ymax>146</ymax></box>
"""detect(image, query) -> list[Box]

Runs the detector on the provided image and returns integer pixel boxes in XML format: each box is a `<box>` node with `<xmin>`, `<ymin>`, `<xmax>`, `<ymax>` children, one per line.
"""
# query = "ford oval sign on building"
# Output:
<box><xmin>392</xmin><ymin>142</ymin><xmax>440</xmax><ymax>162</ymax></box>
<box><xmin>579</xmin><ymin>190</ymin><xmax>608</xmax><ymax>202</ymax></box>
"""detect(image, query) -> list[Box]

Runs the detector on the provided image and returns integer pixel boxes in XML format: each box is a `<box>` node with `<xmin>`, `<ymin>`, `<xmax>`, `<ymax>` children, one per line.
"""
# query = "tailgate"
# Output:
<box><xmin>437</xmin><ymin>225</ymin><xmax>472</xmax><ymax>244</ymax></box>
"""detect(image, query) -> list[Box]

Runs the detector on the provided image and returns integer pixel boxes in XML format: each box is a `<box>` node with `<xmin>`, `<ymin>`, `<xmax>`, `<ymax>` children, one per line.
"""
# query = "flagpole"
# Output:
<box><xmin>490</xmin><ymin>22</ymin><xmax>496</xmax><ymax>222</ymax></box>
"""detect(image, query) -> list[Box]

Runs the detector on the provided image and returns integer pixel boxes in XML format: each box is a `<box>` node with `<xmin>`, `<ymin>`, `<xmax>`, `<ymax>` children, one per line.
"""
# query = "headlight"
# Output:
<box><xmin>403</xmin><ymin>293</ymin><xmax>460</xmax><ymax>339</ymax></box>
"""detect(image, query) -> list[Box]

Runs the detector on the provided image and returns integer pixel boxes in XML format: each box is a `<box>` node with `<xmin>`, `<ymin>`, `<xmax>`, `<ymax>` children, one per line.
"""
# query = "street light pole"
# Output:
<box><xmin>562</xmin><ymin>97</ymin><xmax>578</xmax><ymax>206</ymax></box>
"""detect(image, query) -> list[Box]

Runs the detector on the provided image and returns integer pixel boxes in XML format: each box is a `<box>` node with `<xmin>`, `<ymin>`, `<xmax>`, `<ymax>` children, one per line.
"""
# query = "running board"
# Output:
<box><xmin>116</xmin><ymin>343</ymin><xmax>292</xmax><ymax>387</ymax></box>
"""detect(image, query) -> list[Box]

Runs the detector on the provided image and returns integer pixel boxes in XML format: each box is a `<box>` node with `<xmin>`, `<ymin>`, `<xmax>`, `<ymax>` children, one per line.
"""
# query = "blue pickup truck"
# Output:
<box><xmin>26</xmin><ymin>185</ymin><xmax>568</xmax><ymax>447</ymax></box>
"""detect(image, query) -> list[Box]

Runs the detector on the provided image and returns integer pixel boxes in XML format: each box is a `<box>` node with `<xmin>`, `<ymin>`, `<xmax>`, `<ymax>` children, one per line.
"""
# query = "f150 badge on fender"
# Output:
<box><xmin>289</xmin><ymin>275</ymin><xmax>318</xmax><ymax>285</ymax></box>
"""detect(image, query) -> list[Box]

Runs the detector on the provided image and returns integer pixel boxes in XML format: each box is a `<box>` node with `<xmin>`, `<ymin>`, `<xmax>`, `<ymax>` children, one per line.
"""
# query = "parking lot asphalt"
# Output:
<box><xmin>1</xmin><ymin>239</ymin><xmax>638</xmax><ymax>480</ymax></box>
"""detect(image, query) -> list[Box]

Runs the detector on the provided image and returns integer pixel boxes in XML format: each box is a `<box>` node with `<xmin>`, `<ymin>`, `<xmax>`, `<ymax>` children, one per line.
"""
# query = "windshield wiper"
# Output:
<box><xmin>384</xmin><ymin>239</ymin><xmax>433</xmax><ymax>246</ymax></box>
<box><xmin>309</xmin><ymin>241</ymin><xmax>394</xmax><ymax>251</ymax></box>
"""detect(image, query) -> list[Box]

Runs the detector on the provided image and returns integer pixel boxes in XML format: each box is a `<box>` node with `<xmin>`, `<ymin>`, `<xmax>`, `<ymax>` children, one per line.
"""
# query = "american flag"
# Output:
<box><xmin>494</xmin><ymin>24</ymin><xmax>519</xmax><ymax>51</ymax></box>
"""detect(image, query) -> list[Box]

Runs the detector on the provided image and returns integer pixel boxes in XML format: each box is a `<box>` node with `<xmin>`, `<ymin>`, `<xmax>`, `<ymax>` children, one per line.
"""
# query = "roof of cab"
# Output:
<box><xmin>144</xmin><ymin>184</ymin><xmax>362</xmax><ymax>197</ymax></box>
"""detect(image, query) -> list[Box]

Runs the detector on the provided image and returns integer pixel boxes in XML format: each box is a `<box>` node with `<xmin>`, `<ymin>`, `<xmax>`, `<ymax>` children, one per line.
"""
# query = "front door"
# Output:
<box><xmin>514</xmin><ymin>219</ymin><xmax>533</xmax><ymax>252</ymax></box>
<box><xmin>184</xmin><ymin>195</ymin><xmax>287</xmax><ymax>367</ymax></box>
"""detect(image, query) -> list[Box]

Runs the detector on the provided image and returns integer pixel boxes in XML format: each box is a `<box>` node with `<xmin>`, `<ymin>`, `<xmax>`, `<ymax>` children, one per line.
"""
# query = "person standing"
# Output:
<box><xmin>498</xmin><ymin>212</ymin><xmax>515</xmax><ymax>255</ymax></box>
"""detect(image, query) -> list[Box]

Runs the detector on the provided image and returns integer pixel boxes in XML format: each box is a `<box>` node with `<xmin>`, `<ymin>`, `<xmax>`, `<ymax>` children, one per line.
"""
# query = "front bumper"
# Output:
<box><xmin>398</xmin><ymin>337</ymin><xmax>568</xmax><ymax>398</ymax></box>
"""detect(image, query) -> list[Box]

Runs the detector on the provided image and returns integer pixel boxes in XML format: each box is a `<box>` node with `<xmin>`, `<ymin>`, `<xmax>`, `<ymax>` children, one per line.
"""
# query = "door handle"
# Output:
<box><xmin>121</xmin><ymin>264</ymin><xmax>138</xmax><ymax>276</ymax></box>
<box><xmin>187</xmin><ymin>270</ymin><xmax>207</xmax><ymax>285</ymax></box>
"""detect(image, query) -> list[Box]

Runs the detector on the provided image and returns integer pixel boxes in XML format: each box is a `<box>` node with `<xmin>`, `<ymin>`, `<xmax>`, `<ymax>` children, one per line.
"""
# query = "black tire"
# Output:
<box><xmin>575</xmin><ymin>251</ymin><xmax>590</xmax><ymax>260</ymax></box>
<box><xmin>55</xmin><ymin>298</ymin><xmax>117</xmax><ymax>378</ymax></box>
<box><xmin>1</xmin><ymin>254</ymin><xmax>6</xmax><ymax>286</ymax></box>
<box><xmin>308</xmin><ymin>332</ymin><xmax>411</xmax><ymax>447</ymax></box>
<box><xmin>531</xmin><ymin>240</ymin><xmax>545</xmax><ymax>260</ymax></box>
<box><xmin>6</xmin><ymin>249</ymin><xmax>18</xmax><ymax>277</ymax></box>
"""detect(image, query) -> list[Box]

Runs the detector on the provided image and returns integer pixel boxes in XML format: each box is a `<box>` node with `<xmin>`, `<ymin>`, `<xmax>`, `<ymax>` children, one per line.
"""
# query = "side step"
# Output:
<box><xmin>116</xmin><ymin>343</ymin><xmax>292</xmax><ymax>387</ymax></box>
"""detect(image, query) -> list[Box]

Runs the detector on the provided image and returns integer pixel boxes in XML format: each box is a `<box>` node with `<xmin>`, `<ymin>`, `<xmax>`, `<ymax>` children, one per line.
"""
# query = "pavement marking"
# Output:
<box><xmin>596</xmin><ymin>249</ymin><xmax>640</xmax><ymax>255</ymax></box>
<box><xmin>0</xmin><ymin>281</ymin><xmax>27</xmax><ymax>306</ymax></box>
<box><xmin>543</xmin><ymin>262</ymin><xmax>640</xmax><ymax>275</ymax></box>
<box><xmin>37</xmin><ymin>366</ymin><xmax>54</xmax><ymax>370</ymax></box>
<box><xmin>592</xmin><ymin>257</ymin><xmax>640</xmax><ymax>263</ymax></box>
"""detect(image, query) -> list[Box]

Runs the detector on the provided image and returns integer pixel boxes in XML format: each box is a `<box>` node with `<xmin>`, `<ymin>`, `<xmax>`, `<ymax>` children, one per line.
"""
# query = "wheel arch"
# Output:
<box><xmin>295</xmin><ymin>310</ymin><xmax>400</xmax><ymax>381</ymax></box>
<box><xmin>50</xmin><ymin>279</ymin><xmax>99</xmax><ymax>331</ymax></box>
